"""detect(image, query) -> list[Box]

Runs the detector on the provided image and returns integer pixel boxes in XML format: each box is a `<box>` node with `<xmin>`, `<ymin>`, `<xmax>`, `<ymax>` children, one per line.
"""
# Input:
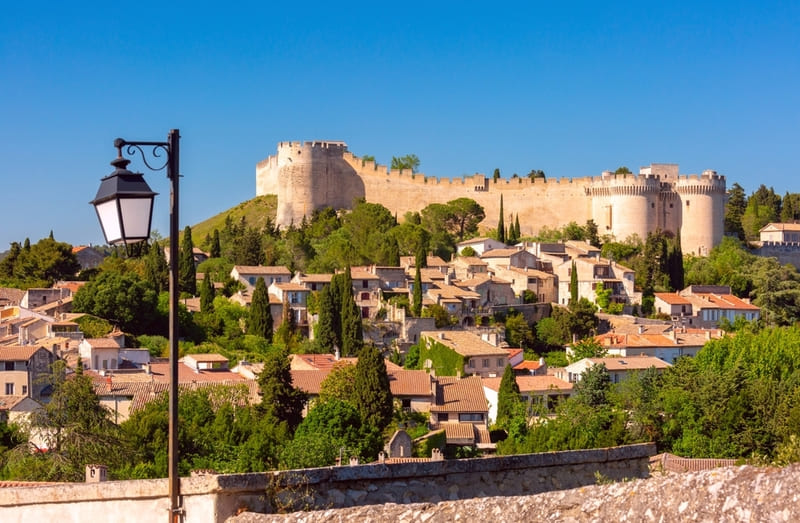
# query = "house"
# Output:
<box><xmin>426</xmin><ymin>284</ymin><xmax>482</xmax><ymax>320</ymax></box>
<box><xmin>21</xmin><ymin>288</ymin><xmax>72</xmax><ymax>309</ymax></box>
<box><xmin>400</xmin><ymin>255</ymin><xmax>451</xmax><ymax>275</ymax></box>
<box><xmin>677</xmin><ymin>285</ymin><xmax>761</xmax><ymax>327</ymax></box>
<box><xmin>454</xmin><ymin>275</ymin><xmax>518</xmax><ymax>309</ymax></box>
<box><xmin>429</xmin><ymin>375</ymin><xmax>492</xmax><ymax>449</ymax></box>
<box><xmin>594</xmin><ymin>327</ymin><xmax>722</xmax><ymax>364</ymax></box>
<box><xmin>513</xmin><ymin>357</ymin><xmax>547</xmax><ymax>376</ymax></box>
<box><xmin>164</xmin><ymin>247</ymin><xmax>209</xmax><ymax>267</ymax></box>
<box><xmin>480</xmin><ymin>247</ymin><xmax>539</xmax><ymax>270</ymax></box>
<box><xmin>349</xmin><ymin>267</ymin><xmax>382</xmax><ymax>319</ymax></box>
<box><xmin>419</xmin><ymin>330</ymin><xmax>509</xmax><ymax>378</ymax></box>
<box><xmin>489</xmin><ymin>266</ymin><xmax>557</xmax><ymax>304</ymax></box>
<box><xmin>0</xmin><ymin>395</ymin><xmax>42</xmax><ymax>425</ymax></box>
<box><xmin>654</xmin><ymin>293</ymin><xmax>693</xmax><ymax>319</ymax></box>
<box><xmin>269</xmin><ymin>282</ymin><xmax>310</xmax><ymax>331</ymax></box>
<box><xmin>0</xmin><ymin>288</ymin><xmax>25</xmax><ymax>308</ymax></box>
<box><xmin>184</xmin><ymin>353</ymin><xmax>230</xmax><ymax>371</ymax></box>
<box><xmin>78</xmin><ymin>337</ymin><xmax>124</xmax><ymax>371</ymax></box>
<box><xmin>450</xmin><ymin>256</ymin><xmax>489</xmax><ymax>280</ymax></box>
<box><xmin>759</xmin><ymin>222</ymin><xmax>800</xmax><ymax>243</ymax></box>
<box><xmin>455</xmin><ymin>237</ymin><xmax>507</xmax><ymax>256</ymax></box>
<box><xmin>292</xmin><ymin>272</ymin><xmax>332</xmax><ymax>292</ymax></box>
<box><xmin>230</xmin><ymin>265</ymin><xmax>292</xmax><ymax>289</ymax></box>
<box><xmin>556</xmin><ymin>355</ymin><xmax>672</xmax><ymax>385</ymax></box>
<box><xmin>0</xmin><ymin>345</ymin><xmax>55</xmax><ymax>400</ymax></box>
<box><xmin>554</xmin><ymin>256</ymin><xmax>635</xmax><ymax>306</ymax></box>
<box><xmin>482</xmin><ymin>374</ymin><xmax>573</xmax><ymax>422</ymax></box>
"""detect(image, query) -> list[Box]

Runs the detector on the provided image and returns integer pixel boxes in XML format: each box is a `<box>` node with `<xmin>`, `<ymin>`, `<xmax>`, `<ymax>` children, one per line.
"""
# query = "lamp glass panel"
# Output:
<box><xmin>95</xmin><ymin>199</ymin><xmax>123</xmax><ymax>244</ymax></box>
<box><xmin>119</xmin><ymin>197</ymin><xmax>154</xmax><ymax>241</ymax></box>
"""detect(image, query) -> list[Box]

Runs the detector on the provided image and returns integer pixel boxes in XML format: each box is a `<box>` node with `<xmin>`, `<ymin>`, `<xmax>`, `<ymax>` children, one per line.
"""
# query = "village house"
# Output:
<box><xmin>428</xmin><ymin>375</ymin><xmax>493</xmax><ymax>450</ymax></box>
<box><xmin>453</xmin><ymin>275</ymin><xmax>518</xmax><ymax>309</ymax></box>
<box><xmin>349</xmin><ymin>267</ymin><xmax>382</xmax><ymax>319</ymax></box>
<box><xmin>554</xmin><ymin>256</ymin><xmax>635</xmax><ymax>306</ymax></box>
<box><xmin>230</xmin><ymin>265</ymin><xmax>292</xmax><ymax>289</ymax></box>
<box><xmin>399</xmin><ymin>255</ymin><xmax>451</xmax><ymax>275</ymax></box>
<box><xmin>292</xmin><ymin>272</ymin><xmax>332</xmax><ymax>292</ymax></box>
<box><xmin>419</xmin><ymin>330</ymin><xmax>510</xmax><ymax>378</ymax></box>
<box><xmin>489</xmin><ymin>266</ymin><xmax>558</xmax><ymax>304</ymax></box>
<box><xmin>482</xmin><ymin>374</ymin><xmax>573</xmax><ymax>422</ymax></box>
<box><xmin>450</xmin><ymin>256</ymin><xmax>489</xmax><ymax>281</ymax></box>
<box><xmin>556</xmin><ymin>355</ymin><xmax>672</xmax><ymax>385</ymax></box>
<box><xmin>20</xmin><ymin>288</ymin><xmax>72</xmax><ymax>309</ymax></box>
<box><xmin>0</xmin><ymin>345</ymin><xmax>55</xmax><ymax>399</ymax></box>
<box><xmin>456</xmin><ymin>237</ymin><xmax>508</xmax><ymax>256</ymax></box>
<box><xmin>269</xmin><ymin>282</ymin><xmax>310</xmax><ymax>332</ymax></box>
<box><xmin>594</xmin><ymin>326</ymin><xmax>723</xmax><ymax>364</ymax></box>
<box><xmin>656</xmin><ymin>285</ymin><xmax>761</xmax><ymax>328</ymax></box>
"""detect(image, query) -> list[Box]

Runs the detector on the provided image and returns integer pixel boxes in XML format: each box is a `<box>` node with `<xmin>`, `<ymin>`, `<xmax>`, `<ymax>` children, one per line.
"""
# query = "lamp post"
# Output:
<box><xmin>91</xmin><ymin>129</ymin><xmax>182</xmax><ymax>522</ymax></box>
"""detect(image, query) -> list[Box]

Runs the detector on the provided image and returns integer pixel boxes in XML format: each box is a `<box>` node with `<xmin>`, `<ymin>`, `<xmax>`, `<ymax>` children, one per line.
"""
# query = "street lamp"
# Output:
<box><xmin>91</xmin><ymin>129</ymin><xmax>182</xmax><ymax>522</ymax></box>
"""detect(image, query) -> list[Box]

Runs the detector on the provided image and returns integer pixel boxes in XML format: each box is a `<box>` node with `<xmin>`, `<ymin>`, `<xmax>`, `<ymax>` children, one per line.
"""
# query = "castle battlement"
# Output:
<box><xmin>256</xmin><ymin>141</ymin><xmax>726</xmax><ymax>256</ymax></box>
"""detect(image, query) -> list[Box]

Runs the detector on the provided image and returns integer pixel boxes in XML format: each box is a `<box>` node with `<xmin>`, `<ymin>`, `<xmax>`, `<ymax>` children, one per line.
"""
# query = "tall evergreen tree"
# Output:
<box><xmin>668</xmin><ymin>232</ymin><xmax>684</xmax><ymax>291</ymax></box>
<box><xmin>258</xmin><ymin>347</ymin><xmax>306</xmax><ymax>432</ymax></box>
<box><xmin>412</xmin><ymin>262</ymin><xmax>423</xmax><ymax>317</ymax></box>
<box><xmin>179</xmin><ymin>226</ymin><xmax>197</xmax><ymax>295</ymax></box>
<box><xmin>247</xmin><ymin>277</ymin><xmax>273</xmax><ymax>340</ymax></box>
<box><xmin>514</xmin><ymin>214</ymin><xmax>521</xmax><ymax>241</ymax></box>
<box><xmin>570</xmin><ymin>260</ymin><xmax>578</xmax><ymax>304</ymax></box>
<box><xmin>315</xmin><ymin>286</ymin><xmax>339</xmax><ymax>352</ymax></box>
<box><xmin>497</xmin><ymin>195</ymin><xmax>506</xmax><ymax>244</ymax></box>
<box><xmin>339</xmin><ymin>267</ymin><xmax>363</xmax><ymax>357</ymax></box>
<box><xmin>352</xmin><ymin>345</ymin><xmax>393</xmax><ymax>431</ymax></box>
<box><xmin>496</xmin><ymin>364</ymin><xmax>523</xmax><ymax>429</ymax></box>
<box><xmin>144</xmin><ymin>242</ymin><xmax>169</xmax><ymax>293</ymax></box>
<box><xmin>200</xmin><ymin>273</ymin><xmax>215</xmax><ymax>313</ymax></box>
<box><xmin>210</xmin><ymin>229</ymin><xmax>221</xmax><ymax>258</ymax></box>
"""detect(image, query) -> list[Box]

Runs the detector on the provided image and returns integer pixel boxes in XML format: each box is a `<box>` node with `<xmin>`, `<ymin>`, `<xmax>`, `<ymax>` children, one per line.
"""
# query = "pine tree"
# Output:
<box><xmin>247</xmin><ymin>277</ymin><xmax>273</xmax><ymax>340</ymax></box>
<box><xmin>352</xmin><ymin>344</ymin><xmax>393</xmax><ymax>431</ymax></box>
<box><xmin>570</xmin><ymin>260</ymin><xmax>578</xmax><ymax>304</ymax></box>
<box><xmin>315</xmin><ymin>286</ymin><xmax>339</xmax><ymax>352</ymax></box>
<box><xmin>497</xmin><ymin>195</ymin><xmax>506</xmax><ymax>244</ymax></box>
<box><xmin>179</xmin><ymin>226</ymin><xmax>197</xmax><ymax>296</ymax></box>
<box><xmin>200</xmin><ymin>273</ymin><xmax>215</xmax><ymax>313</ymax></box>
<box><xmin>258</xmin><ymin>347</ymin><xmax>306</xmax><ymax>432</ymax></box>
<box><xmin>496</xmin><ymin>364</ymin><xmax>523</xmax><ymax>429</ymax></box>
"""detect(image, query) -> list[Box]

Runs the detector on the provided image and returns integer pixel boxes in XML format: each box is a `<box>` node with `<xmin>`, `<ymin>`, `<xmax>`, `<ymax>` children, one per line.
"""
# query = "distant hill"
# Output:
<box><xmin>189</xmin><ymin>194</ymin><xmax>277</xmax><ymax>244</ymax></box>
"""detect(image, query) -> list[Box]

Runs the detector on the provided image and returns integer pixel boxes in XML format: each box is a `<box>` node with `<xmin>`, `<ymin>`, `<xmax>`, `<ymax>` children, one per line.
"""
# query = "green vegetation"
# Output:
<box><xmin>417</xmin><ymin>338</ymin><xmax>466</xmax><ymax>376</ymax></box>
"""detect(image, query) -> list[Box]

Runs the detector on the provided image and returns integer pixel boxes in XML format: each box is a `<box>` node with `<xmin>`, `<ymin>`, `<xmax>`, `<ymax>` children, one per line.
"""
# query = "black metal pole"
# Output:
<box><xmin>167</xmin><ymin>129</ymin><xmax>181</xmax><ymax>522</ymax></box>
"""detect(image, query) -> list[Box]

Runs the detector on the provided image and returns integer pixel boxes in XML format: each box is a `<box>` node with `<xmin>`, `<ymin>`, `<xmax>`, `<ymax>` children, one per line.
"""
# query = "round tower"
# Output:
<box><xmin>589</xmin><ymin>173</ymin><xmax>661</xmax><ymax>243</ymax></box>
<box><xmin>675</xmin><ymin>171</ymin><xmax>726</xmax><ymax>255</ymax></box>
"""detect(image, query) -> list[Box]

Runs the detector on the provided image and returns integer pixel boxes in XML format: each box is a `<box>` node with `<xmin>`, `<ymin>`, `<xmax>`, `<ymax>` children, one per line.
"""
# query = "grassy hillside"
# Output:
<box><xmin>188</xmin><ymin>194</ymin><xmax>277</xmax><ymax>245</ymax></box>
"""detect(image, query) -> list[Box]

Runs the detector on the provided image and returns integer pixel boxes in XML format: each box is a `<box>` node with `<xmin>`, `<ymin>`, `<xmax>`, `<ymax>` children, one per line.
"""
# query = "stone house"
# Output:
<box><xmin>21</xmin><ymin>288</ymin><xmax>72</xmax><ymax>309</ymax></box>
<box><xmin>555</xmin><ymin>256</ymin><xmax>635</xmax><ymax>306</ymax></box>
<box><xmin>78</xmin><ymin>337</ymin><xmax>125</xmax><ymax>371</ymax></box>
<box><xmin>420</xmin><ymin>330</ymin><xmax>509</xmax><ymax>378</ymax></box>
<box><xmin>759</xmin><ymin>222</ymin><xmax>800</xmax><ymax>243</ymax></box>
<box><xmin>594</xmin><ymin>327</ymin><xmax>722</xmax><ymax>364</ymax></box>
<box><xmin>488</xmin><ymin>266</ymin><xmax>557</xmax><ymax>304</ymax></box>
<box><xmin>453</xmin><ymin>275</ymin><xmax>518</xmax><ymax>309</ymax></box>
<box><xmin>429</xmin><ymin>375</ymin><xmax>492</xmax><ymax>449</ymax></box>
<box><xmin>677</xmin><ymin>286</ymin><xmax>761</xmax><ymax>327</ymax></box>
<box><xmin>349</xmin><ymin>267</ymin><xmax>382</xmax><ymax>319</ymax></box>
<box><xmin>480</xmin><ymin>247</ymin><xmax>539</xmax><ymax>270</ymax></box>
<box><xmin>292</xmin><ymin>272</ymin><xmax>333</xmax><ymax>292</ymax></box>
<box><xmin>269</xmin><ymin>282</ymin><xmax>310</xmax><ymax>331</ymax></box>
<box><xmin>450</xmin><ymin>256</ymin><xmax>489</xmax><ymax>281</ymax></box>
<box><xmin>399</xmin><ymin>255</ymin><xmax>451</xmax><ymax>275</ymax></box>
<box><xmin>455</xmin><ymin>237</ymin><xmax>507</xmax><ymax>256</ymax></box>
<box><xmin>0</xmin><ymin>345</ymin><xmax>55</xmax><ymax>399</ymax></box>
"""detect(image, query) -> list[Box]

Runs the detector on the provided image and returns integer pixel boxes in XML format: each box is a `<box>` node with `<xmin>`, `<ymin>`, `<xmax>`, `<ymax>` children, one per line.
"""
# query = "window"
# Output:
<box><xmin>686</xmin><ymin>200</ymin><xmax>690</xmax><ymax>207</ymax></box>
<box><xmin>497</xmin><ymin>358</ymin><xmax>504</xmax><ymax>367</ymax></box>
<box><xmin>249</xmin><ymin>277</ymin><xmax>256</xmax><ymax>285</ymax></box>
<box><xmin>438</xmin><ymin>413</ymin><xmax>449</xmax><ymax>422</ymax></box>
<box><xmin>4</xmin><ymin>362</ymin><xmax>13</xmax><ymax>371</ymax></box>
<box><xmin>22</xmin><ymin>385</ymin><xmax>27</xmax><ymax>395</ymax></box>
<box><xmin>468</xmin><ymin>359</ymin><xmax>475</xmax><ymax>369</ymax></box>
<box><xmin>360</xmin><ymin>292</ymin><xmax>370</xmax><ymax>300</ymax></box>
<box><xmin>401</xmin><ymin>399</ymin><xmax>411</xmax><ymax>411</ymax></box>
<box><xmin>482</xmin><ymin>358</ymin><xmax>489</xmax><ymax>368</ymax></box>
<box><xmin>362</xmin><ymin>280</ymin><xmax>368</xmax><ymax>288</ymax></box>
<box><xmin>4</xmin><ymin>383</ymin><xmax>13</xmax><ymax>395</ymax></box>
<box><xmin>458</xmin><ymin>413</ymin><xmax>484</xmax><ymax>422</ymax></box>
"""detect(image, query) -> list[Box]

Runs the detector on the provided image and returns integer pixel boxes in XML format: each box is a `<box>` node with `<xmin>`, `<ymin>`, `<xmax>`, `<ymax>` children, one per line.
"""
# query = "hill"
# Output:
<box><xmin>188</xmin><ymin>194</ymin><xmax>277</xmax><ymax>244</ymax></box>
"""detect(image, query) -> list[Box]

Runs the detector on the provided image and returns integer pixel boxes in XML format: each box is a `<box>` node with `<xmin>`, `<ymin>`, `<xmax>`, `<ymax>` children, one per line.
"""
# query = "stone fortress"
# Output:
<box><xmin>256</xmin><ymin>141</ymin><xmax>727</xmax><ymax>255</ymax></box>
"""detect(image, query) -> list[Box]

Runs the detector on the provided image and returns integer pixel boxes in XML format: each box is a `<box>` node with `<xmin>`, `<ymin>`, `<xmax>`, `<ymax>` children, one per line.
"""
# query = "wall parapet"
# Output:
<box><xmin>0</xmin><ymin>443</ymin><xmax>655</xmax><ymax>522</ymax></box>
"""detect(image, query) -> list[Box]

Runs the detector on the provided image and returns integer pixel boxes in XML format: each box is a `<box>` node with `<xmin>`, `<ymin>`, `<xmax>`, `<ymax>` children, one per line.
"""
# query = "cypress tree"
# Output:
<box><xmin>340</xmin><ymin>267</ymin><xmax>363</xmax><ymax>356</ymax></box>
<box><xmin>315</xmin><ymin>286</ymin><xmax>338</xmax><ymax>352</ymax></box>
<box><xmin>352</xmin><ymin>344</ymin><xmax>393</xmax><ymax>431</ymax></box>
<box><xmin>412</xmin><ymin>262</ymin><xmax>423</xmax><ymax>317</ymax></box>
<box><xmin>179</xmin><ymin>226</ymin><xmax>197</xmax><ymax>295</ymax></box>
<box><xmin>570</xmin><ymin>260</ymin><xmax>578</xmax><ymax>304</ymax></box>
<box><xmin>144</xmin><ymin>242</ymin><xmax>169</xmax><ymax>293</ymax></box>
<box><xmin>258</xmin><ymin>347</ymin><xmax>306</xmax><ymax>432</ymax></box>
<box><xmin>247</xmin><ymin>277</ymin><xmax>273</xmax><ymax>340</ymax></box>
<box><xmin>497</xmin><ymin>195</ymin><xmax>506</xmax><ymax>244</ymax></box>
<box><xmin>200</xmin><ymin>273</ymin><xmax>215</xmax><ymax>313</ymax></box>
<box><xmin>514</xmin><ymin>214</ymin><xmax>521</xmax><ymax>241</ymax></box>
<box><xmin>210</xmin><ymin>229</ymin><xmax>221</xmax><ymax>258</ymax></box>
<box><xmin>496</xmin><ymin>364</ymin><xmax>523</xmax><ymax>429</ymax></box>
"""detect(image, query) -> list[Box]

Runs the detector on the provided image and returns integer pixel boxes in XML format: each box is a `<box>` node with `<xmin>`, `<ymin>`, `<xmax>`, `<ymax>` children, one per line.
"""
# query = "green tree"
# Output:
<box><xmin>497</xmin><ymin>195</ymin><xmax>506</xmax><ymax>244</ymax></box>
<box><xmin>614</xmin><ymin>166</ymin><xmax>632</xmax><ymax>174</ymax></box>
<box><xmin>492</xmin><ymin>168</ymin><xmax>501</xmax><ymax>181</ymax></box>
<box><xmin>505</xmin><ymin>312</ymin><xmax>534</xmax><ymax>349</ymax></box>
<box><xmin>569</xmin><ymin>261</ymin><xmax>578</xmax><ymax>304</ymax></box>
<box><xmin>179</xmin><ymin>226</ymin><xmax>197</xmax><ymax>296</ymax></box>
<box><xmin>724</xmin><ymin>183</ymin><xmax>747</xmax><ymax>240</ymax></box>
<box><xmin>412</xmin><ymin>259</ymin><xmax>423</xmax><ymax>317</ymax></box>
<box><xmin>573</xmin><ymin>363</ymin><xmax>611</xmax><ymax>407</ymax></box>
<box><xmin>527</xmin><ymin>169</ymin><xmax>546</xmax><ymax>179</ymax></box>
<box><xmin>352</xmin><ymin>345</ymin><xmax>393</xmax><ymax>431</ymax></box>
<box><xmin>594</xmin><ymin>281</ymin><xmax>611</xmax><ymax>311</ymax></box>
<box><xmin>143</xmin><ymin>241</ymin><xmax>169</xmax><ymax>293</ymax></box>
<box><xmin>200</xmin><ymin>273</ymin><xmax>215</xmax><ymax>313</ymax></box>
<box><xmin>568</xmin><ymin>338</ymin><xmax>607</xmax><ymax>363</ymax></box>
<box><xmin>258</xmin><ymin>347</ymin><xmax>306</xmax><ymax>432</ymax></box>
<box><xmin>318</xmin><ymin>361</ymin><xmax>358</xmax><ymax>405</ymax></box>
<box><xmin>210</xmin><ymin>229</ymin><xmax>221</xmax><ymax>258</ymax></box>
<box><xmin>391</xmin><ymin>154</ymin><xmax>420</xmax><ymax>173</ymax></box>
<box><xmin>73</xmin><ymin>269</ymin><xmax>160</xmax><ymax>333</ymax></box>
<box><xmin>7</xmin><ymin>361</ymin><xmax>125</xmax><ymax>481</ymax></box>
<box><xmin>315</xmin><ymin>285</ymin><xmax>339</xmax><ymax>352</ymax></box>
<box><xmin>247</xmin><ymin>277</ymin><xmax>273</xmax><ymax>340</ymax></box>
<box><xmin>1</xmin><ymin>236</ymin><xmax>80</xmax><ymax>287</ymax></box>
<box><xmin>338</xmin><ymin>269</ymin><xmax>364</xmax><ymax>357</ymax></box>
<box><xmin>496</xmin><ymin>364</ymin><xmax>523</xmax><ymax>429</ymax></box>
<box><xmin>446</xmin><ymin>198</ymin><xmax>486</xmax><ymax>242</ymax></box>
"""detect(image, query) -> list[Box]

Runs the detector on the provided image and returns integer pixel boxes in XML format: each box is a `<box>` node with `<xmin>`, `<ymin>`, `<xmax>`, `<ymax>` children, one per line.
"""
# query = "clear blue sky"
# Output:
<box><xmin>2</xmin><ymin>1</ymin><xmax>798</xmax><ymax>250</ymax></box>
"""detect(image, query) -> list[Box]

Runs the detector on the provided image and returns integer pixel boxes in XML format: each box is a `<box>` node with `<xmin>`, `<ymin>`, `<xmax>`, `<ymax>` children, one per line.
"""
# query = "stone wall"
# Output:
<box><xmin>0</xmin><ymin>443</ymin><xmax>654</xmax><ymax>523</ymax></box>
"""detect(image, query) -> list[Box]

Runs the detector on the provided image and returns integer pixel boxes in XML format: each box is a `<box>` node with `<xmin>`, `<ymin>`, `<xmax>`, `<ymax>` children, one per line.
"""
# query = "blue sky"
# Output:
<box><xmin>2</xmin><ymin>1</ymin><xmax>798</xmax><ymax>250</ymax></box>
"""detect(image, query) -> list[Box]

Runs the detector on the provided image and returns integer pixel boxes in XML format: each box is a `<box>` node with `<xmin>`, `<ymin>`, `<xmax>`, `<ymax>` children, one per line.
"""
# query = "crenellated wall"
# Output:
<box><xmin>256</xmin><ymin>143</ymin><xmax>726</xmax><ymax>255</ymax></box>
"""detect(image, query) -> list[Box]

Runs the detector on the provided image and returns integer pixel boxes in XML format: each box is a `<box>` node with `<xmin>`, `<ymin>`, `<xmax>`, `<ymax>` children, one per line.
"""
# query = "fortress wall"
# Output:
<box><xmin>256</xmin><ymin>144</ymin><xmax>726</xmax><ymax>249</ymax></box>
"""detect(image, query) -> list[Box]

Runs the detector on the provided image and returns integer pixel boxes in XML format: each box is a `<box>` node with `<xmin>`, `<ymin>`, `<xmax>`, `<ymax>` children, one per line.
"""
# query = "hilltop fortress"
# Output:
<box><xmin>256</xmin><ymin>141</ymin><xmax>726</xmax><ymax>255</ymax></box>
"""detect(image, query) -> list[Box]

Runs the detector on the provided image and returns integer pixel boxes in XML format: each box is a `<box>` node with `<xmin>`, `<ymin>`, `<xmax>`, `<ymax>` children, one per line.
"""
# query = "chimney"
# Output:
<box><xmin>638</xmin><ymin>324</ymin><xmax>645</xmax><ymax>335</ymax></box>
<box><xmin>85</xmin><ymin>464</ymin><xmax>107</xmax><ymax>483</ymax></box>
<box><xmin>705</xmin><ymin>330</ymin><xmax>711</xmax><ymax>341</ymax></box>
<box><xmin>334</xmin><ymin>346</ymin><xmax>340</xmax><ymax>361</ymax></box>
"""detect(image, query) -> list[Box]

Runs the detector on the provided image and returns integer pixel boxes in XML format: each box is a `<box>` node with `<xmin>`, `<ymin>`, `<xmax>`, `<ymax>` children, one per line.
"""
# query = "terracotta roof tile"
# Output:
<box><xmin>430</xmin><ymin>376</ymin><xmax>488</xmax><ymax>413</ymax></box>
